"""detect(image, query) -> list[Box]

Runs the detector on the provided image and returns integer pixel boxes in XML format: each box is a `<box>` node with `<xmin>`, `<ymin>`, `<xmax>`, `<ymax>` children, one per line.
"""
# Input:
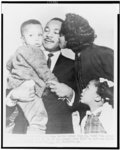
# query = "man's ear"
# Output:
<box><xmin>95</xmin><ymin>95</ymin><xmax>102</xmax><ymax>102</ymax></box>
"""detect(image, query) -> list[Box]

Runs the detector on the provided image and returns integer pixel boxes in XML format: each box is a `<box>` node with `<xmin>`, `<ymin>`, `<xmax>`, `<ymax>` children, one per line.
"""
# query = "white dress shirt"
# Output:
<box><xmin>42</xmin><ymin>49</ymin><xmax>61</xmax><ymax>72</ymax></box>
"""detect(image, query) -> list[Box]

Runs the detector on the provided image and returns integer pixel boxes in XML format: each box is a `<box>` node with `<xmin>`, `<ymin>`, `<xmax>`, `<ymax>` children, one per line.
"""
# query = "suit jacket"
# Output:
<box><xmin>42</xmin><ymin>54</ymin><xmax>79</xmax><ymax>134</ymax></box>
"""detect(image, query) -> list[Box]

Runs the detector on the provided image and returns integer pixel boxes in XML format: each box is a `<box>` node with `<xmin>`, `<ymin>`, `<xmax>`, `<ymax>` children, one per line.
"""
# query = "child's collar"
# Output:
<box><xmin>86</xmin><ymin>102</ymin><xmax>110</xmax><ymax>116</ymax></box>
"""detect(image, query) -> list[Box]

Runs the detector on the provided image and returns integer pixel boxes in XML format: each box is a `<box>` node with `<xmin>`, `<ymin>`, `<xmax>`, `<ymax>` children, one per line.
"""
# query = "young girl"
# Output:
<box><xmin>80</xmin><ymin>78</ymin><xmax>114</xmax><ymax>134</ymax></box>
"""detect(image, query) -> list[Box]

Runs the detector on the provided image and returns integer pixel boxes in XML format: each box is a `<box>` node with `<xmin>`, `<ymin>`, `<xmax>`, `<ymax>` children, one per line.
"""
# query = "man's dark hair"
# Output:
<box><xmin>51</xmin><ymin>17</ymin><xmax>64</xmax><ymax>23</ymax></box>
<box><xmin>46</xmin><ymin>18</ymin><xmax>64</xmax><ymax>34</ymax></box>
<box><xmin>20</xmin><ymin>19</ymin><xmax>42</xmax><ymax>36</ymax></box>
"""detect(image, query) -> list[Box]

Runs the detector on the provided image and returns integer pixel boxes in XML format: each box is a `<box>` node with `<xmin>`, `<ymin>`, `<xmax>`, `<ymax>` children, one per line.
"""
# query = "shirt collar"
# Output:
<box><xmin>41</xmin><ymin>46</ymin><xmax>61</xmax><ymax>60</ymax></box>
<box><xmin>86</xmin><ymin>106</ymin><xmax>103</xmax><ymax>116</ymax></box>
<box><xmin>86</xmin><ymin>102</ymin><xmax>110</xmax><ymax>116</ymax></box>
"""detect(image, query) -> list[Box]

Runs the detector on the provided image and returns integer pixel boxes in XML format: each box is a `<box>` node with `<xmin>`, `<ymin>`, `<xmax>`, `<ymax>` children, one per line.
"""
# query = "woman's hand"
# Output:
<box><xmin>10</xmin><ymin>80</ymin><xmax>35</xmax><ymax>102</ymax></box>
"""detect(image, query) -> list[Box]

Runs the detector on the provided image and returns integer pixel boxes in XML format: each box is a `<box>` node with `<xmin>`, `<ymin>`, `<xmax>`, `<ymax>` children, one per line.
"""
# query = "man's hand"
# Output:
<box><xmin>47</xmin><ymin>80</ymin><xmax>74</xmax><ymax>101</ymax></box>
<box><xmin>10</xmin><ymin>80</ymin><xmax>35</xmax><ymax>102</ymax></box>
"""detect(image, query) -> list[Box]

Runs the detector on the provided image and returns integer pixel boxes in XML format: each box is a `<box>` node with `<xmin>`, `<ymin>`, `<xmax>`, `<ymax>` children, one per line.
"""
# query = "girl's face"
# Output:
<box><xmin>81</xmin><ymin>80</ymin><xmax>100</xmax><ymax>105</ymax></box>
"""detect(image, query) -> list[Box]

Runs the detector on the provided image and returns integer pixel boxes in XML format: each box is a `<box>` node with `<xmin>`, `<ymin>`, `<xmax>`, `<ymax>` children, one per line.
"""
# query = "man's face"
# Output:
<box><xmin>43</xmin><ymin>20</ymin><xmax>62</xmax><ymax>52</ymax></box>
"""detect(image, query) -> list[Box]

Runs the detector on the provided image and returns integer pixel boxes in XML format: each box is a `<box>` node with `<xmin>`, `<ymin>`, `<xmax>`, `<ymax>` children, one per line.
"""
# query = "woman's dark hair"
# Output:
<box><xmin>94</xmin><ymin>79</ymin><xmax>114</xmax><ymax>107</ymax></box>
<box><xmin>20</xmin><ymin>19</ymin><xmax>42</xmax><ymax>36</ymax></box>
<box><xmin>61</xmin><ymin>13</ymin><xmax>97</xmax><ymax>53</ymax></box>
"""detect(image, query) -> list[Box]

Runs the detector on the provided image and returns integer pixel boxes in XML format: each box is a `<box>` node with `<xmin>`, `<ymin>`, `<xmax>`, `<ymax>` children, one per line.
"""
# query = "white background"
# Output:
<box><xmin>2</xmin><ymin>3</ymin><xmax>119</xmax><ymax>61</ymax></box>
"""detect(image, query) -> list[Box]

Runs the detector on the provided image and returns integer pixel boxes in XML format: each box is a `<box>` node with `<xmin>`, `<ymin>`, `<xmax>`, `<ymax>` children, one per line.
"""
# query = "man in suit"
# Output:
<box><xmin>41</xmin><ymin>18</ymin><xmax>79</xmax><ymax>133</ymax></box>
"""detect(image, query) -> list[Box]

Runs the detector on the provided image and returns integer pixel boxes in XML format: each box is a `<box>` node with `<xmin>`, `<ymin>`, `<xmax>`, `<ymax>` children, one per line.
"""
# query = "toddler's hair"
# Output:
<box><xmin>94</xmin><ymin>79</ymin><xmax>114</xmax><ymax>107</ymax></box>
<box><xmin>61</xmin><ymin>13</ymin><xmax>97</xmax><ymax>53</ymax></box>
<box><xmin>20</xmin><ymin>19</ymin><xmax>42</xmax><ymax>36</ymax></box>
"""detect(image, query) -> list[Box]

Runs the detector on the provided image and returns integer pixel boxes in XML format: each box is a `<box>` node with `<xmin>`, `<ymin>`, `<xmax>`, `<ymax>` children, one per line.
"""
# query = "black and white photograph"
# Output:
<box><xmin>1</xmin><ymin>1</ymin><xmax>119</xmax><ymax>148</ymax></box>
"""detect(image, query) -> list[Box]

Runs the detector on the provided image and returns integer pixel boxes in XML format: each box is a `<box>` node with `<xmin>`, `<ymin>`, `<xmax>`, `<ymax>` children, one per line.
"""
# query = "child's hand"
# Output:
<box><xmin>46</xmin><ymin>80</ymin><xmax>55</xmax><ymax>88</ymax></box>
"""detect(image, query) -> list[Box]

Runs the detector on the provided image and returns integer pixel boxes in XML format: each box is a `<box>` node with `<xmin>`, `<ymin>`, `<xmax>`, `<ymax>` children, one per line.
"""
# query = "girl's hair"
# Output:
<box><xmin>20</xmin><ymin>19</ymin><xmax>42</xmax><ymax>36</ymax></box>
<box><xmin>94</xmin><ymin>79</ymin><xmax>114</xmax><ymax>107</ymax></box>
<box><xmin>61</xmin><ymin>13</ymin><xmax>97</xmax><ymax>53</ymax></box>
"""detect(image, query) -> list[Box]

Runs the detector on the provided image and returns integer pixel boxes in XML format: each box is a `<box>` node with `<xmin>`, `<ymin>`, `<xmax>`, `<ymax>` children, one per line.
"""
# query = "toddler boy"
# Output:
<box><xmin>6</xmin><ymin>19</ymin><xmax>58</xmax><ymax>134</ymax></box>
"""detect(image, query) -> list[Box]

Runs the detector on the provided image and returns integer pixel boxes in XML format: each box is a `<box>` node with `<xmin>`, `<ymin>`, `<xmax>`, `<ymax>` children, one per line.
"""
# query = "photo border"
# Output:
<box><xmin>1</xmin><ymin>1</ymin><xmax>120</xmax><ymax>149</ymax></box>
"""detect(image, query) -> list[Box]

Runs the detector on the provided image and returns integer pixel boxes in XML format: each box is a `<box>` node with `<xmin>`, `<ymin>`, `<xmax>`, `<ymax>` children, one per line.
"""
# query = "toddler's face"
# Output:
<box><xmin>81</xmin><ymin>80</ymin><xmax>99</xmax><ymax>105</ymax></box>
<box><xmin>22</xmin><ymin>24</ymin><xmax>43</xmax><ymax>47</ymax></box>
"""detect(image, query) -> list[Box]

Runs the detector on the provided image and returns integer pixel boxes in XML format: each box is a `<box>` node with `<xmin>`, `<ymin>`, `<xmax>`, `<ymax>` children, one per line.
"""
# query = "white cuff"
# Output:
<box><xmin>66</xmin><ymin>90</ymin><xmax>75</xmax><ymax>106</ymax></box>
<box><xmin>6</xmin><ymin>90</ymin><xmax>17</xmax><ymax>107</ymax></box>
